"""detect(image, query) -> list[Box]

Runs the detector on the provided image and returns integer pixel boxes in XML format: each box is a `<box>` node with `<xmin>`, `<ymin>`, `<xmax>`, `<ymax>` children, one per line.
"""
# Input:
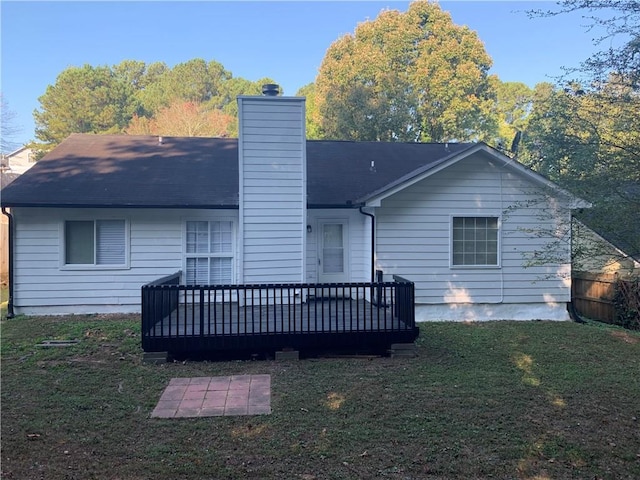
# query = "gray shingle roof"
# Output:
<box><xmin>1</xmin><ymin>134</ymin><xmax>475</xmax><ymax>208</ymax></box>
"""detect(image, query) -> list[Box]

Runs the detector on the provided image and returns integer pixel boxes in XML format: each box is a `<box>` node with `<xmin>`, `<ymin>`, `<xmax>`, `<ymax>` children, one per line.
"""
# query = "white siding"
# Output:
<box><xmin>375</xmin><ymin>154</ymin><xmax>573</xmax><ymax>315</ymax></box>
<box><xmin>11</xmin><ymin>208</ymin><xmax>239</xmax><ymax>315</ymax></box>
<box><xmin>238</xmin><ymin>96</ymin><xmax>306</xmax><ymax>284</ymax></box>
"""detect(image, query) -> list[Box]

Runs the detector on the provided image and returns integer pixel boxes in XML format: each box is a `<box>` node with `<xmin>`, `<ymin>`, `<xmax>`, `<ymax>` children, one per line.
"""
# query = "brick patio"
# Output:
<box><xmin>151</xmin><ymin>375</ymin><xmax>271</xmax><ymax>418</ymax></box>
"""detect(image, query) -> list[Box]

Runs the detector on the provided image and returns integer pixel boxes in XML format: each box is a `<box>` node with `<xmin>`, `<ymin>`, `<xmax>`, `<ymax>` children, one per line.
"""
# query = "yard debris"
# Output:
<box><xmin>26</xmin><ymin>434</ymin><xmax>41</xmax><ymax>440</ymax></box>
<box><xmin>36</xmin><ymin>340</ymin><xmax>79</xmax><ymax>348</ymax></box>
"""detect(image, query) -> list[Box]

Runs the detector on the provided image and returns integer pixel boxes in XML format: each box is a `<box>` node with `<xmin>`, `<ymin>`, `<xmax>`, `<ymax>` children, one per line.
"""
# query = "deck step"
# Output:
<box><xmin>388</xmin><ymin>343</ymin><xmax>417</xmax><ymax>358</ymax></box>
<box><xmin>143</xmin><ymin>351</ymin><xmax>168</xmax><ymax>364</ymax></box>
<box><xmin>275</xmin><ymin>349</ymin><xmax>299</xmax><ymax>361</ymax></box>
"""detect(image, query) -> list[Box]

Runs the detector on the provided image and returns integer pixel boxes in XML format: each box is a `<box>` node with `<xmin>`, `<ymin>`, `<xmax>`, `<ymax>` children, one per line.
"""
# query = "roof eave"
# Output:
<box><xmin>1</xmin><ymin>203</ymin><xmax>240</xmax><ymax>209</ymax></box>
<box><xmin>359</xmin><ymin>143</ymin><xmax>591</xmax><ymax>209</ymax></box>
<box><xmin>357</xmin><ymin>143</ymin><xmax>481</xmax><ymax>206</ymax></box>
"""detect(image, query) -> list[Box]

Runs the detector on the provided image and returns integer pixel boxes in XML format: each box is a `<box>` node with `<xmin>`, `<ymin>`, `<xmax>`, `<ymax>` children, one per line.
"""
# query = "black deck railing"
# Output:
<box><xmin>141</xmin><ymin>272</ymin><xmax>417</xmax><ymax>354</ymax></box>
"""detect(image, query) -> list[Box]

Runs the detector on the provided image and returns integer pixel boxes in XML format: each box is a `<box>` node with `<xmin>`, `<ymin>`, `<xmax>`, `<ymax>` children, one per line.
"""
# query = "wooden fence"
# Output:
<box><xmin>572</xmin><ymin>272</ymin><xmax>640</xmax><ymax>328</ymax></box>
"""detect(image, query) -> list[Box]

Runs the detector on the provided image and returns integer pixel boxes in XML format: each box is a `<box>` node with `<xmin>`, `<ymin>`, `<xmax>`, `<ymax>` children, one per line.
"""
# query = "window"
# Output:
<box><xmin>65</xmin><ymin>220</ymin><xmax>127</xmax><ymax>266</ymax></box>
<box><xmin>185</xmin><ymin>220</ymin><xmax>234</xmax><ymax>285</ymax></box>
<box><xmin>452</xmin><ymin>216</ymin><xmax>499</xmax><ymax>266</ymax></box>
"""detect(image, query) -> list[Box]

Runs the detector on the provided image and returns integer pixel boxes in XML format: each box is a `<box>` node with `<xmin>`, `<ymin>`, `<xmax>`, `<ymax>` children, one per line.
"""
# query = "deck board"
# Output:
<box><xmin>148</xmin><ymin>299</ymin><xmax>405</xmax><ymax>337</ymax></box>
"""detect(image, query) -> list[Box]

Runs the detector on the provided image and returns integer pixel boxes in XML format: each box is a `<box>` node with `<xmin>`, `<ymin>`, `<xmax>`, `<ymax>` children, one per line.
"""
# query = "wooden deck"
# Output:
<box><xmin>141</xmin><ymin>275</ymin><xmax>418</xmax><ymax>355</ymax></box>
<box><xmin>148</xmin><ymin>299</ymin><xmax>404</xmax><ymax>337</ymax></box>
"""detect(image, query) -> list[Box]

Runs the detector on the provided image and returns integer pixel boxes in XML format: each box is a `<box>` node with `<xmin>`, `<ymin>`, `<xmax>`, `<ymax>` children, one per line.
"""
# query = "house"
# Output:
<box><xmin>1</xmin><ymin>147</ymin><xmax>33</xmax><ymax>286</ymax></box>
<box><xmin>572</xmin><ymin>219</ymin><xmax>640</xmax><ymax>277</ymax></box>
<box><xmin>1</xmin><ymin>146</ymin><xmax>35</xmax><ymax>175</ymax></box>
<box><xmin>1</xmin><ymin>86</ymin><xmax>589</xmax><ymax>331</ymax></box>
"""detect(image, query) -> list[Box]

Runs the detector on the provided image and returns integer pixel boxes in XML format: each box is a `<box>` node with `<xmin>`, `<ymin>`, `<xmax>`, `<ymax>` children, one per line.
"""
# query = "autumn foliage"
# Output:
<box><xmin>126</xmin><ymin>101</ymin><xmax>234</xmax><ymax>138</ymax></box>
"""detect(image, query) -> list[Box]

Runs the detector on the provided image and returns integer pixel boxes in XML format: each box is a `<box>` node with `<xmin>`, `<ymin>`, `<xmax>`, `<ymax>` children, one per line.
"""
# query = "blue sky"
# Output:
<box><xmin>1</xmin><ymin>1</ymin><xmax>610</xmax><ymax>147</ymax></box>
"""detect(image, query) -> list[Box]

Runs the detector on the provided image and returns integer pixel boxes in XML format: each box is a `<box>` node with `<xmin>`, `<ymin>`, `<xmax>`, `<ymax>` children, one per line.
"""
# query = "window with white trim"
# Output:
<box><xmin>452</xmin><ymin>216</ymin><xmax>499</xmax><ymax>266</ymax></box>
<box><xmin>64</xmin><ymin>220</ymin><xmax>127</xmax><ymax>266</ymax></box>
<box><xmin>185</xmin><ymin>220</ymin><xmax>234</xmax><ymax>285</ymax></box>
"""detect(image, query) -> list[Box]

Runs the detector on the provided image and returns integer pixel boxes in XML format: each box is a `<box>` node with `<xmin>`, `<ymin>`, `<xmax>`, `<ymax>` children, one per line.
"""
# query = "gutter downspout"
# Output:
<box><xmin>2</xmin><ymin>207</ymin><xmax>15</xmax><ymax>318</ymax></box>
<box><xmin>358</xmin><ymin>206</ymin><xmax>375</xmax><ymax>283</ymax></box>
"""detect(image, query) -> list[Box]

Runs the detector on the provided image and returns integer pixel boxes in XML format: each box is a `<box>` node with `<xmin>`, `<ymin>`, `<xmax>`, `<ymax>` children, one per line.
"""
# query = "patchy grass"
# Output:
<box><xmin>1</xmin><ymin>316</ymin><xmax>639</xmax><ymax>480</ymax></box>
<box><xmin>0</xmin><ymin>285</ymin><xmax>8</xmax><ymax>319</ymax></box>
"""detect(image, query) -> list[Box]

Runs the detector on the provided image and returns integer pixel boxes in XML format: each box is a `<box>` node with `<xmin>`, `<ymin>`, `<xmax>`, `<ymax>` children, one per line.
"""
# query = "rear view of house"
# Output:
<box><xmin>1</xmin><ymin>86</ymin><xmax>589</xmax><ymax>353</ymax></box>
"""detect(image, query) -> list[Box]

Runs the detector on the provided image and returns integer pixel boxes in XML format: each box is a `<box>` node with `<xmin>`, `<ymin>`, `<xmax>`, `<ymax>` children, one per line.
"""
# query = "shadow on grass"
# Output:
<box><xmin>1</xmin><ymin>316</ymin><xmax>639</xmax><ymax>480</ymax></box>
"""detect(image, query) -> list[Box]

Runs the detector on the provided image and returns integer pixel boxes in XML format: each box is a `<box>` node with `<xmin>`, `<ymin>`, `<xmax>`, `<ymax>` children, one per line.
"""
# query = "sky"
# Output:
<box><xmin>1</xmin><ymin>0</ymin><xmax>613</xmax><ymax>148</ymax></box>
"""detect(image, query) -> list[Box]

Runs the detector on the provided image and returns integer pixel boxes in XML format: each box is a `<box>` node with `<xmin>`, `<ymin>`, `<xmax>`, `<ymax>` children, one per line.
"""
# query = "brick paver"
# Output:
<box><xmin>151</xmin><ymin>374</ymin><xmax>271</xmax><ymax>418</ymax></box>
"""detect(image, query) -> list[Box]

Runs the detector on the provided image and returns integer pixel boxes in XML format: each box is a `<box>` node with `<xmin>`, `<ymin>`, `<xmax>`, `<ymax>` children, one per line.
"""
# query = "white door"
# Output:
<box><xmin>318</xmin><ymin>221</ymin><xmax>348</xmax><ymax>284</ymax></box>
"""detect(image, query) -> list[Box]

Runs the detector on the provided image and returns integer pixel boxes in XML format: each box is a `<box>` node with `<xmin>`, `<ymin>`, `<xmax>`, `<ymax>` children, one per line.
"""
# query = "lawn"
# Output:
<box><xmin>1</xmin><ymin>316</ymin><xmax>639</xmax><ymax>480</ymax></box>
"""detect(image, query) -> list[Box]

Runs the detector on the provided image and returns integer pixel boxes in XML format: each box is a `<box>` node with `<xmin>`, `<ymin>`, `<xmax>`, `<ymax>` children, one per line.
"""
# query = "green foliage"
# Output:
<box><xmin>296</xmin><ymin>83</ymin><xmax>322</xmax><ymax>139</ymax></box>
<box><xmin>136</xmin><ymin>58</ymin><xmax>232</xmax><ymax>114</ymax></box>
<box><xmin>516</xmin><ymin>2</ymin><xmax>640</xmax><ymax>270</ymax></box>
<box><xmin>33</xmin><ymin>59</ymin><xmax>279</xmax><ymax>150</ymax></box>
<box><xmin>313</xmin><ymin>1</ymin><xmax>498</xmax><ymax>142</ymax></box>
<box><xmin>493</xmin><ymin>81</ymin><xmax>534</xmax><ymax>152</ymax></box>
<box><xmin>34</xmin><ymin>64</ymin><xmax>140</xmax><ymax>149</ymax></box>
<box><xmin>518</xmin><ymin>77</ymin><xmax>640</xmax><ymax>266</ymax></box>
<box><xmin>530</xmin><ymin>1</ymin><xmax>640</xmax><ymax>89</ymax></box>
<box><xmin>613</xmin><ymin>277</ymin><xmax>640</xmax><ymax>330</ymax></box>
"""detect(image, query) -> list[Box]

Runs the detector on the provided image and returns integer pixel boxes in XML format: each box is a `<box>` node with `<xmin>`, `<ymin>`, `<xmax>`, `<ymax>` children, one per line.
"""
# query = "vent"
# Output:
<box><xmin>262</xmin><ymin>84</ymin><xmax>280</xmax><ymax>96</ymax></box>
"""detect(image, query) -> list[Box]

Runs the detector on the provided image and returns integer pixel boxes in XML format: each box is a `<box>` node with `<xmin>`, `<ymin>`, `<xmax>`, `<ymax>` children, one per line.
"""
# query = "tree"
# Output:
<box><xmin>313</xmin><ymin>1</ymin><xmax>498</xmax><ymax>142</ymax></box>
<box><xmin>296</xmin><ymin>83</ymin><xmax>322</xmax><ymax>139</ymax></box>
<box><xmin>136</xmin><ymin>59</ymin><xmax>232</xmax><ymax>114</ymax></box>
<box><xmin>521</xmin><ymin>2</ymin><xmax>640</xmax><ymax>267</ymax></box>
<box><xmin>34</xmin><ymin>59</ymin><xmax>279</xmax><ymax>150</ymax></box>
<box><xmin>126</xmin><ymin>100</ymin><xmax>234</xmax><ymax>137</ymax></box>
<box><xmin>33</xmin><ymin>64</ymin><xmax>140</xmax><ymax>151</ymax></box>
<box><xmin>493</xmin><ymin>82</ymin><xmax>533</xmax><ymax>153</ymax></box>
<box><xmin>1</xmin><ymin>94</ymin><xmax>22</xmax><ymax>153</ymax></box>
<box><xmin>530</xmin><ymin>1</ymin><xmax>640</xmax><ymax>89</ymax></box>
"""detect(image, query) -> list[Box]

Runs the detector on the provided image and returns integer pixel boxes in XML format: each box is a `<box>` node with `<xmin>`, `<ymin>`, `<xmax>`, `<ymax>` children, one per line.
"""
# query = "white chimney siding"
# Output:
<box><xmin>237</xmin><ymin>94</ymin><xmax>307</xmax><ymax>284</ymax></box>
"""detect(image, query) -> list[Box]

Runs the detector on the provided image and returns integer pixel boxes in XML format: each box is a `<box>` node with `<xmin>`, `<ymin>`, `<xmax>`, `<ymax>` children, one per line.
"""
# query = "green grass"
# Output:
<box><xmin>0</xmin><ymin>285</ymin><xmax>8</xmax><ymax>320</ymax></box>
<box><xmin>2</xmin><ymin>316</ymin><xmax>639</xmax><ymax>479</ymax></box>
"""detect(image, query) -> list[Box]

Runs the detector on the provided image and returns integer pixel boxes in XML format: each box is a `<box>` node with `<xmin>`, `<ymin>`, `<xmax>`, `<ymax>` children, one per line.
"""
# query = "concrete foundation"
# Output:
<box><xmin>414</xmin><ymin>302</ymin><xmax>570</xmax><ymax>322</ymax></box>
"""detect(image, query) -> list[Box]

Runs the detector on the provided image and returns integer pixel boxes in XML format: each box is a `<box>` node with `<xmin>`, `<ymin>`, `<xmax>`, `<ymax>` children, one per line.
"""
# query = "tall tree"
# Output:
<box><xmin>493</xmin><ymin>82</ymin><xmax>533</xmax><ymax>153</ymax></box>
<box><xmin>296</xmin><ymin>83</ymin><xmax>322</xmax><ymax>139</ymax></box>
<box><xmin>33</xmin><ymin>59</ymin><xmax>281</xmax><ymax>150</ymax></box>
<box><xmin>530</xmin><ymin>1</ymin><xmax>640</xmax><ymax>89</ymax></box>
<box><xmin>33</xmin><ymin>64</ymin><xmax>140</xmax><ymax>151</ymax></box>
<box><xmin>522</xmin><ymin>1</ymin><xmax>640</xmax><ymax>266</ymax></box>
<box><xmin>313</xmin><ymin>1</ymin><xmax>498</xmax><ymax>142</ymax></box>
<box><xmin>126</xmin><ymin>100</ymin><xmax>234</xmax><ymax>137</ymax></box>
<box><xmin>137</xmin><ymin>59</ymin><xmax>232</xmax><ymax>114</ymax></box>
<box><xmin>1</xmin><ymin>94</ymin><xmax>22</xmax><ymax>153</ymax></box>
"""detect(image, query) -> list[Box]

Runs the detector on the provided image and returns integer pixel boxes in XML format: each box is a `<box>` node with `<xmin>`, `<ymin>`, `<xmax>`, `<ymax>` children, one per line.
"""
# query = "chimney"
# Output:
<box><xmin>261</xmin><ymin>84</ymin><xmax>280</xmax><ymax>96</ymax></box>
<box><xmin>237</xmin><ymin>85</ymin><xmax>307</xmax><ymax>284</ymax></box>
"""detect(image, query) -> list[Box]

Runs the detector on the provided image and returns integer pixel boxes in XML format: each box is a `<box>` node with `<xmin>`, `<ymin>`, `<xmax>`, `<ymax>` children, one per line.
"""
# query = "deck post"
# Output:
<box><xmin>199</xmin><ymin>289</ymin><xmax>205</xmax><ymax>337</ymax></box>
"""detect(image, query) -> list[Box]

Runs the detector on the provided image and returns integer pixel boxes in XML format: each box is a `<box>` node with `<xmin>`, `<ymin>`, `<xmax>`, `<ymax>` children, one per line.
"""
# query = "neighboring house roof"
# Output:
<box><xmin>1</xmin><ymin>146</ymin><xmax>35</xmax><ymax>175</ymax></box>
<box><xmin>0</xmin><ymin>171</ymin><xmax>21</xmax><ymax>190</ymax></box>
<box><xmin>576</xmin><ymin>197</ymin><xmax>640</xmax><ymax>264</ymax></box>
<box><xmin>0</xmin><ymin>133</ymin><xmax>587</xmax><ymax>209</ymax></box>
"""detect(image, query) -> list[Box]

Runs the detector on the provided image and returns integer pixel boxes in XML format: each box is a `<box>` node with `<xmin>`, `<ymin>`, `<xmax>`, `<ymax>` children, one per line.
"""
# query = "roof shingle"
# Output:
<box><xmin>1</xmin><ymin>134</ymin><xmax>474</xmax><ymax>208</ymax></box>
